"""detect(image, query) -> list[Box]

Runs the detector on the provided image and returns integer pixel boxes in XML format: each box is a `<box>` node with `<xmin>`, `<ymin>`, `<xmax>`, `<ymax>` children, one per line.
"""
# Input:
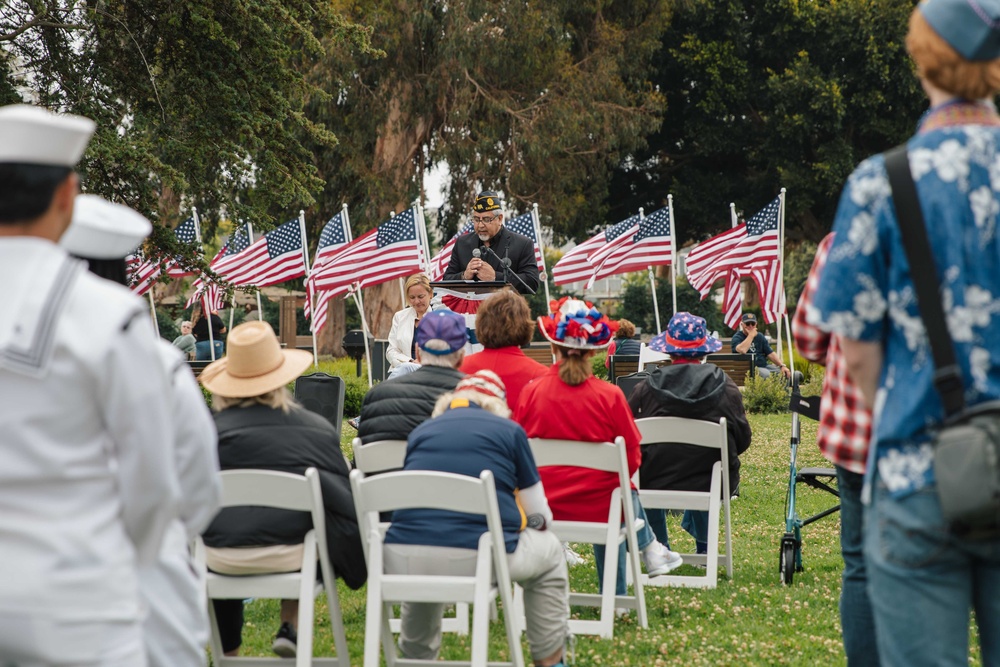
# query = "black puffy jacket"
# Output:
<box><xmin>357</xmin><ymin>365</ymin><xmax>464</xmax><ymax>444</ymax></box>
<box><xmin>627</xmin><ymin>363</ymin><xmax>752</xmax><ymax>494</ymax></box>
<box><xmin>202</xmin><ymin>403</ymin><xmax>367</xmax><ymax>589</ymax></box>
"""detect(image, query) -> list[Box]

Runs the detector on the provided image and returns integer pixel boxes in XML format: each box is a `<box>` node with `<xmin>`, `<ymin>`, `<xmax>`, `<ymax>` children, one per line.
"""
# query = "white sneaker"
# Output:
<box><xmin>562</xmin><ymin>542</ymin><xmax>585</xmax><ymax>567</ymax></box>
<box><xmin>641</xmin><ymin>541</ymin><xmax>683</xmax><ymax>576</ymax></box>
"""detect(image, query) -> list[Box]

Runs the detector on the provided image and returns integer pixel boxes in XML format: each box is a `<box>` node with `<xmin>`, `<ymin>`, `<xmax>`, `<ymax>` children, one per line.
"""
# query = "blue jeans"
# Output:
<box><xmin>646</xmin><ymin>509</ymin><xmax>709</xmax><ymax>554</ymax></box>
<box><xmin>865</xmin><ymin>471</ymin><xmax>1000</xmax><ymax>666</ymax></box>
<box><xmin>592</xmin><ymin>490</ymin><xmax>656</xmax><ymax>596</ymax></box>
<box><xmin>195</xmin><ymin>340</ymin><xmax>225</xmax><ymax>361</ymax></box>
<box><xmin>836</xmin><ymin>466</ymin><xmax>879</xmax><ymax>667</ymax></box>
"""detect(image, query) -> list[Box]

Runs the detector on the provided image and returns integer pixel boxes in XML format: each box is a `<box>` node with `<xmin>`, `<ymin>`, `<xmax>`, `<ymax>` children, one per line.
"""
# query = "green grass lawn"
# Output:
<box><xmin>230</xmin><ymin>412</ymin><xmax>982</xmax><ymax>666</ymax></box>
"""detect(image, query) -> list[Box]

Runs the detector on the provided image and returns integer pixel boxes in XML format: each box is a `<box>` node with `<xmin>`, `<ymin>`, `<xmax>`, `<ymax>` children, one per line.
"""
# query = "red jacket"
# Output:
<box><xmin>460</xmin><ymin>346</ymin><xmax>548</xmax><ymax>411</ymax></box>
<box><xmin>514</xmin><ymin>365</ymin><xmax>641</xmax><ymax>523</ymax></box>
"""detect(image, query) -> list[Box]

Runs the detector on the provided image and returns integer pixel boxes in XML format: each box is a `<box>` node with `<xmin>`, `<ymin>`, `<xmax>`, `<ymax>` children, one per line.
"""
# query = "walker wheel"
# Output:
<box><xmin>779</xmin><ymin>538</ymin><xmax>796</xmax><ymax>585</ymax></box>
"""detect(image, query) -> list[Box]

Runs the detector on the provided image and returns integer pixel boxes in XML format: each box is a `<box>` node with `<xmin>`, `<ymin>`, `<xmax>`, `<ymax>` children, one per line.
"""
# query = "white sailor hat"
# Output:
<box><xmin>60</xmin><ymin>194</ymin><xmax>152</xmax><ymax>259</ymax></box>
<box><xmin>0</xmin><ymin>104</ymin><xmax>95</xmax><ymax>167</ymax></box>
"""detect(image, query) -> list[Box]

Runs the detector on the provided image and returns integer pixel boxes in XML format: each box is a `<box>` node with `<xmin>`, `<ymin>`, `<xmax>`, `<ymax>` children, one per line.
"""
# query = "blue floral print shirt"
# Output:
<box><xmin>808</xmin><ymin>101</ymin><xmax>1000</xmax><ymax>497</ymax></box>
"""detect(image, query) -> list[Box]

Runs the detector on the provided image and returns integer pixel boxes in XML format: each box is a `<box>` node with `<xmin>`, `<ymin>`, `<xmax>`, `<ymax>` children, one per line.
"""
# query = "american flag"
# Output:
<box><xmin>551</xmin><ymin>228</ymin><xmax>605</xmax><ymax>286</ymax></box>
<box><xmin>684</xmin><ymin>196</ymin><xmax>781</xmax><ymax>297</ymax></box>
<box><xmin>186</xmin><ymin>246</ymin><xmax>231</xmax><ymax>311</ymax></box>
<box><xmin>212</xmin><ymin>218</ymin><xmax>306</xmax><ymax>287</ymax></box>
<box><xmin>505</xmin><ymin>212</ymin><xmax>545</xmax><ymax>274</ymax></box>
<box><xmin>587</xmin><ymin>206</ymin><xmax>673</xmax><ymax>287</ymax></box>
<box><xmin>573</xmin><ymin>214</ymin><xmax>638</xmax><ymax>289</ymax></box>
<box><xmin>128</xmin><ymin>217</ymin><xmax>199</xmax><ymax>295</ymax></box>
<box><xmin>310</xmin><ymin>207</ymin><xmax>423</xmax><ymax>297</ymax></box>
<box><xmin>304</xmin><ymin>213</ymin><xmax>351</xmax><ymax>333</ymax></box>
<box><xmin>429</xmin><ymin>220</ymin><xmax>474</xmax><ymax>281</ymax></box>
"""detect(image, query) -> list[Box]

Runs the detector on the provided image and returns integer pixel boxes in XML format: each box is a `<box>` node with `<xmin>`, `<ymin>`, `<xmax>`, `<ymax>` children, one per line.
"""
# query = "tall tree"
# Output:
<box><xmin>0</xmin><ymin>1</ymin><xmax>376</xmax><ymax>263</ymax></box>
<box><xmin>608</xmin><ymin>0</ymin><xmax>923</xmax><ymax>247</ymax></box>
<box><xmin>305</xmin><ymin>0</ymin><xmax>671</xmax><ymax>338</ymax></box>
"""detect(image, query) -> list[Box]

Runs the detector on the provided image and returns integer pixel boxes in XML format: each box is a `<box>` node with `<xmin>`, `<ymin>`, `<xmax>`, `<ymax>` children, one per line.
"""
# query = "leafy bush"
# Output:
<box><xmin>797</xmin><ymin>365</ymin><xmax>825</xmax><ymax>398</ymax></box>
<box><xmin>742</xmin><ymin>372</ymin><xmax>790</xmax><ymax>414</ymax></box>
<box><xmin>592</xmin><ymin>351</ymin><xmax>608</xmax><ymax>380</ymax></box>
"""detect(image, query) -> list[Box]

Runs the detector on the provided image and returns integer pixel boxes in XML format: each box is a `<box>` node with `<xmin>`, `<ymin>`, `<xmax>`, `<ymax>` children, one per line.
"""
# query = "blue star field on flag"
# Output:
<box><xmin>633</xmin><ymin>207</ymin><xmax>671</xmax><ymax>243</ymax></box>
<box><xmin>265</xmin><ymin>219</ymin><xmax>303</xmax><ymax>257</ymax></box>
<box><xmin>606</xmin><ymin>214</ymin><xmax>640</xmax><ymax>242</ymax></box>
<box><xmin>506</xmin><ymin>212</ymin><xmax>538</xmax><ymax>241</ymax></box>
<box><xmin>746</xmin><ymin>196</ymin><xmax>781</xmax><ymax>236</ymax></box>
<box><xmin>377</xmin><ymin>209</ymin><xmax>417</xmax><ymax>247</ymax></box>
<box><xmin>318</xmin><ymin>213</ymin><xmax>347</xmax><ymax>250</ymax></box>
<box><xmin>224</xmin><ymin>223</ymin><xmax>252</xmax><ymax>256</ymax></box>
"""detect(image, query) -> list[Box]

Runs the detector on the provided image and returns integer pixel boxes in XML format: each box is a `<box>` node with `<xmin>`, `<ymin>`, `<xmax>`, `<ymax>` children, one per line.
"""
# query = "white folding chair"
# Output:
<box><xmin>350</xmin><ymin>468</ymin><xmax>524</xmax><ymax>667</ymax></box>
<box><xmin>193</xmin><ymin>468</ymin><xmax>350</xmax><ymax>667</ymax></box>
<box><xmin>523</xmin><ymin>436</ymin><xmax>647</xmax><ymax>639</ymax></box>
<box><xmin>633</xmin><ymin>416</ymin><xmax>733</xmax><ymax>588</ymax></box>
<box><xmin>352</xmin><ymin>437</ymin><xmax>471</xmax><ymax>635</ymax></box>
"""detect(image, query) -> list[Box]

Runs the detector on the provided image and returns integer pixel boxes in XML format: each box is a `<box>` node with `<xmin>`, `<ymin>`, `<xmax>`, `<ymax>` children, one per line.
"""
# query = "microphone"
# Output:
<box><xmin>472</xmin><ymin>247</ymin><xmax>481</xmax><ymax>259</ymax></box>
<box><xmin>482</xmin><ymin>244</ymin><xmax>536</xmax><ymax>294</ymax></box>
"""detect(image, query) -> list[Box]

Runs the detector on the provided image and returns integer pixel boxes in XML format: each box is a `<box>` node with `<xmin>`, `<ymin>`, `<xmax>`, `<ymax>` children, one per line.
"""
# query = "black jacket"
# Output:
<box><xmin>627</xmin><ymin>363</ymin><xmax>752</xmax><ymax>494</ymax></box>
<box><xmin>202</xmin><ymin>404</ymin><xmax>366</xmax><ymax>590</ymax></box>
<box><xmin>357</xmin><ymin>365</ymin><xmax>465</xmax><ymax>444</ymax></box>
<box><xmin>442</xmin><ymin>226</ymin><xmax>540</xmax><ymax>295</ymax></box>
<box><xmin>193</xmin><ymin>313</ymin><xmax>226</xmax><ymax>342</ymax></box>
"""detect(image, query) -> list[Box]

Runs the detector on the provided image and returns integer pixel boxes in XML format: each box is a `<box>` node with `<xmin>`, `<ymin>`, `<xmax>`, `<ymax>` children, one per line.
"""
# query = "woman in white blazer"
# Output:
<box><xmin>386</xmin><ymin>273</ymin><xmax>433</xmax><ymax>370</ymax></box>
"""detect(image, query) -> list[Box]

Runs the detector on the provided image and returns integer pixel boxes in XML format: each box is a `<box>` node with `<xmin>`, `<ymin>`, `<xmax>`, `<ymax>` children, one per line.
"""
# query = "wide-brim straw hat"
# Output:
<box><xmin>537</xmin><ymin>296</ymin><xmax>617</xmax><ymax>350</ymax></box>
<box><xmin>200</xmin><ymin>321</ymin><xmax>312</xmax><ymax>398</ymax></box>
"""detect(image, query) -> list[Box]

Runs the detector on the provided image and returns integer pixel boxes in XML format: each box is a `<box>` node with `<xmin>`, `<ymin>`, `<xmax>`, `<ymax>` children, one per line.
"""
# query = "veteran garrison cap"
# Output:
<box><xmin>473</xmin><ymin>190</ymin><xmax>503</xmax><ymax>213</ymax></box>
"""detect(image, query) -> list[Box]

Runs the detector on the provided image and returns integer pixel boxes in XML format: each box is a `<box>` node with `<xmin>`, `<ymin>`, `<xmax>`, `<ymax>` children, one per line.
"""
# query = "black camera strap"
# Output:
<box><xmin>883</xmin><ymin>144</ymin><xmax>966</xmax><ymax>418</ymax></box>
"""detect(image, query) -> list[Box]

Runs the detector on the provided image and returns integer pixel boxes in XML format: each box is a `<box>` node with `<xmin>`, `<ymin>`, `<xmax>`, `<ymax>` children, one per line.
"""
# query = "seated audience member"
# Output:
<box><xmin>731</xmin><ymin>312</ymin><xmax>791</xmax><ymax>380</ymax></box>
<box><xmin>386</xmin><ymin>273</ymin><xmax>434</xmax><ymax>378</ymax></box>
<box><xmin>386</xmin><ymin>370</ymin><xmax>570</xmax><ymax>667</ymax></box>
<box><xmin>357</xmin><ymin>309</ymin><xmax>467</xmax><ymax>444</ymax></box>
<box><xmin>62</xmin><ymin>195</ymin><xmax>223</xmax><ymax>667</ymax></box>
<box><xmin>172</xmin><ymin>320</ymin><xmax>197</xmax><ymax>359</ymax></box>
<box><xmin>459</xmin><ymin>290</ymin><xmax>548</xmax><ymax>411</ymax></box>
<box><xmin>515</xmin><ymin>298</ymin><xmax>682</xmax><ymax>600</ymax></box>
<box><xmin>192</xmin><ymin>302</ymin><xmax>227</xmax><ymax>361</ymax></box>
<box><xmin>200</xmin><ymin>321</ymin><xmax>366</xmax><ymax>659</ymax></box>
<box><xmin>604</xmin><ymin>318</ymin><xmax>641</xmax><ymax>368</ymax></box>
<box><xmin>627</xmin><ymin>312</ymin><xmax>752</xmax><ymax>554</ymax></box>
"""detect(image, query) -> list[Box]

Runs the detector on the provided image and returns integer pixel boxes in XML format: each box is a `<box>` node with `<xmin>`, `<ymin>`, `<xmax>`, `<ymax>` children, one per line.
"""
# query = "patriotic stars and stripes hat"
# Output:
<box><xmin>537</xmin><ymin>296</ymin><xmax>618</xmax><ymax>350</ymax></box>
<box><xmin>649</xmin><ymin>312</ymin><xmax>722</xmax><ymax>358</ymax></box>
<box><xmin>454</xmin><ymin>370</ymin><xmax>507</xmax><ymax>402</ymax></box>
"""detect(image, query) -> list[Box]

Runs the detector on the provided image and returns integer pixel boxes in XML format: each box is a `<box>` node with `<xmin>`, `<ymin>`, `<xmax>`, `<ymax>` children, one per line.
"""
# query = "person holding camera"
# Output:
<box><xmin>731</xmin><ymin>312</ymin><xmax>790</xmax><ymax>380</ymax></box>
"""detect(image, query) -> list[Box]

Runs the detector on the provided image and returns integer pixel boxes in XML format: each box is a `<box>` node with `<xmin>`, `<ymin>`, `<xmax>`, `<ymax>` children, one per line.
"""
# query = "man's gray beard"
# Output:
<box><xmin>477</xmin><ymin>233</ymin><xmax>491</xmax><ymax>242</ymax></box>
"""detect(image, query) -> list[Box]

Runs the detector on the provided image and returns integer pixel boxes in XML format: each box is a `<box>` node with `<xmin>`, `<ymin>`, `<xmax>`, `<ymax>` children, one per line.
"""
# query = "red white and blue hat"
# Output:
<box><xmin>649</xmin><ymin>312</ymin><xmax>722</xmax><ymax>358</ymax></box>
<box><xmin>537</xmin><ymin>296</ymin><xmax>618</xmax><ymax>350</ymax></box>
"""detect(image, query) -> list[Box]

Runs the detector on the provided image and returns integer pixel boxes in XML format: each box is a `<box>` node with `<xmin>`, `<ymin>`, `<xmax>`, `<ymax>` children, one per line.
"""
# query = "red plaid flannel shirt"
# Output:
<box><xmin>792</xmin><ymin>233</ymin><xmax>872</xmax><ymax>474</ymax></box>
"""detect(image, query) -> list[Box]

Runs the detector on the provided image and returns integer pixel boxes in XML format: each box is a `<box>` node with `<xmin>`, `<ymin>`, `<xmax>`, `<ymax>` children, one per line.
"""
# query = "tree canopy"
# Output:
<box><xmin>607</xmin><ymin>0</ymin><xmax>923</xmax><ymax>246</ymax></box>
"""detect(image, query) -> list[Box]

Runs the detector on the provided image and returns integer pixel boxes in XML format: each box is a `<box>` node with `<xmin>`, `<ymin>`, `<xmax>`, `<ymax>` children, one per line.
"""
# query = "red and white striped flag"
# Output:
<box><xmin>305</xmin><ymin>212</ymin><xmax>351</xmax><ymax>334</ymax></box>
<box><xmin>128</xmin><ymin>217</ymin><xmax>199</xmax><ymax>295</ymax></box>
<box><xmin>587</xmin><ymin>206</ymin><xmax>673</xmax><ymax>287</ymax></box>
<box><xmin>551</xmin><ymin>229</ymin><xmax>606</xmax><ymax>286</ymax></box>
<box><xmin>212</xmin><ymin>218</ymin><xmax>306</xmax><ymax>287</ymax></box>
<box><xmin>684</xmin><ymin>196</ymin><xmax>781</xmax><ymax>297</ymax></box>
<box><xmin>429</xmin><ymin>220</ymin><xmax>474</xmax><ymax>281</ymax></box>
<box><xmin>310</xmin><ymin>207</ymin><xmax>423</xmax><ymax>297</ymax></box>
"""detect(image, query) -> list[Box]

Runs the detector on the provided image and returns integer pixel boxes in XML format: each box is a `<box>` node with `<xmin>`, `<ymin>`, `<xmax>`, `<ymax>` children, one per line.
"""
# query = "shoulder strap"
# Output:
<box><xmin>883</xmin><ymin>144</ymin><xmax>966</xmax><ymax>417</ymax></box>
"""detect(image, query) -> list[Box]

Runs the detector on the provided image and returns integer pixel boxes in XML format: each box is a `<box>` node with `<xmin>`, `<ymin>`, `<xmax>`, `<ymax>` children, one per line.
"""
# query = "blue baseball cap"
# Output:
<box><xmin>415</xmin><ymin>310</ymin><xmax>468</xmax><ymax>354</ymax></box>
<box><xmin>919</xmin><ymin>0</ymin><xmax>1000</xmax><ymax>61</ymax></box>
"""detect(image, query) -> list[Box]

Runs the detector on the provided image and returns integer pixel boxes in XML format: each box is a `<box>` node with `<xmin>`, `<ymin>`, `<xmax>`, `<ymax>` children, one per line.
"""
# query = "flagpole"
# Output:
<box><xmin>730</xmin><ymin>203</ymin><xmax>738</xmax><ymax>228</ymax></box>
<box><xmin>729</xmin><ymin>202</ymin><xmax>744</xmax><ymax>326</ymax></box>
<box><xmin>352</xmin><ymin>286</ymin><xmax>373</xmax><ymax>388</ymax></box>
<box><xmin>531</xmin><ymin>203</ymin><xmax>552</xmax><ymax>306</ymax></box>
<box><xmin>637</xmin><ymin>207</ymin><xmax>662</xmax><ymax>334</ymax></box>
<box><xmin>147</xmin><ymin>291</ymin><xmax>159</xmax><ymax>337</ymax></box>
<box><xmin>668</xmin><ymin>194</ymin><xmax>677</xmax><ymax>318</ymax></box>
<box><xmin>199</xmin><ymin>210</ymin><xmax>216</xmax><ymax>362</ymax></box>
<box><xmin>777</xmin><ymin>188</ymin><xmax>789</xmax><ymax>365</ymax></box>
<box><xmin>416</xmin><ymin>204</ymin><xmax>432</xmax><ymax>276</ymax></box>
<box><xmin>298</xmin><ymin>209</ymin><xmax>318</xmax><ymax>367</ymax></box>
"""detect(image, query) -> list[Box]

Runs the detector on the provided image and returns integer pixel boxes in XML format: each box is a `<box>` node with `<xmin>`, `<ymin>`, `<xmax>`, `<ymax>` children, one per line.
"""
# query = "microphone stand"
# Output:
<box><xmin>482</xmin><ymin>244</ymin><xmax>536</xmax><ymax>295</ymax></box>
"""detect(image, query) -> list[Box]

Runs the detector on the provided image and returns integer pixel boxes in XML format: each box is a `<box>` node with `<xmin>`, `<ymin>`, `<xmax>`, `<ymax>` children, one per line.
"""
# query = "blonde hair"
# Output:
<box><xmin>212</xmin><ymin>387</ymin><xmax>298</xmax><ymax>413</ymax></box>
<box><xmin>552</xmin><ymin>344</ymin><xmax>595</xmax><ymax>386</ymax></box>
<box><xmin>404</xmin><ymin>273</ymin><xmax>432</xmax><ymax>297</ymax></box>
<box><xmin>907</xmin><ymin>10</ymin><xmax>1000</xmax><ymax>99</ymax></box>
<box><xmin>432</xmin><ymin>391</ymin><xmax>511</xmax><ymax>418</ymax></box>
<box><xmin>616</xmin><ymin>319</ymin><xmax>636</xmax><ymax>339</ymax></box>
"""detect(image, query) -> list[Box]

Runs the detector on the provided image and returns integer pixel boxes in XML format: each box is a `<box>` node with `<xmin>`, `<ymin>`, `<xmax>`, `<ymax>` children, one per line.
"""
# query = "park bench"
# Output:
<box><xmin>609</xmin><ymin>353</ymin><xmax>756</xmax><ymax>388</ymax></box>
<box><xmin>521</xmin><ymin>342</ymin><xmax>555</xmax><ymax>366</ymax></box>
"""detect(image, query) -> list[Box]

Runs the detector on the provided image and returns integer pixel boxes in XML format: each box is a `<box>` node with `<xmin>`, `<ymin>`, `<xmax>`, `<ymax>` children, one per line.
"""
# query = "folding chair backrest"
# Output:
<box><xmin>352</xmin><ymin>437</ymin><xmax>408</xmax><ymax>475</ymax></box>
<box><xmin>219</xmin><ymin>468</ymin><xmax>318</xmax><ymax>512</ymax></box>
<box><xmin>351</xmin><ymin>469</ymin><xmax>492</xmax><ymax>517</ymax></box>
<box><xmin>635</xmin><ymin>416</ymin><xmax>727</xmax><ymax>453</ymax></box>
<box><xmin>527</xmin><ymin>438</ymin><xmax>624</xmax><ymax>475</ymax></box>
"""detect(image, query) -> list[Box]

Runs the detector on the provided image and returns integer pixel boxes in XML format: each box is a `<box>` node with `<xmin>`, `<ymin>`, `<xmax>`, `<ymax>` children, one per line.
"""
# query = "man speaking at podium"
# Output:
<box><xmin>443</xmin><ymin>190</ymin><xmax>540</xmax><ymax>295</ymax></box>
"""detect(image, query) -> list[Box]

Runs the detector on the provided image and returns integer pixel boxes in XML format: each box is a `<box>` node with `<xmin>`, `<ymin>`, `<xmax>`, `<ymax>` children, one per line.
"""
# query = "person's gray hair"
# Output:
<box><xmin>212</xmin><ymin>386</ymin><xmax>299</xmax><ymax>413</ymax></box>
<box><xmin>432</xmin><ymin>390</ymin><xmax>511</xmax><ymax>418</ymax></box>
<box><xmin>418</xmin><ymin>338</ymin><xmax>465</xmax><ymax>368</ymax></box>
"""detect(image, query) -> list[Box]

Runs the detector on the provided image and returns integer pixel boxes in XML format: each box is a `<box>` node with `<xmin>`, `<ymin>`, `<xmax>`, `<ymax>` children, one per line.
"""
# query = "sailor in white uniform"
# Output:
<box><xmin>0</xmin><ymin>105</ymin><xmax>181</xmax><ymax>666</ymax></box>
<box><xmin>62</xmin><ymin>195</ymin><xmax>222</xmax><ymax>667</ymax></box>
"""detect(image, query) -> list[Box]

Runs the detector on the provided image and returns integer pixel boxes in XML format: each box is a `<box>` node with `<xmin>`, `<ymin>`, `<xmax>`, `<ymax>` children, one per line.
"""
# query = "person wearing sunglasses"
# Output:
<box><xmin>442</xmin><ymin>190</ymin><xmax>540</xmax><ymax>295</ymax></box>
